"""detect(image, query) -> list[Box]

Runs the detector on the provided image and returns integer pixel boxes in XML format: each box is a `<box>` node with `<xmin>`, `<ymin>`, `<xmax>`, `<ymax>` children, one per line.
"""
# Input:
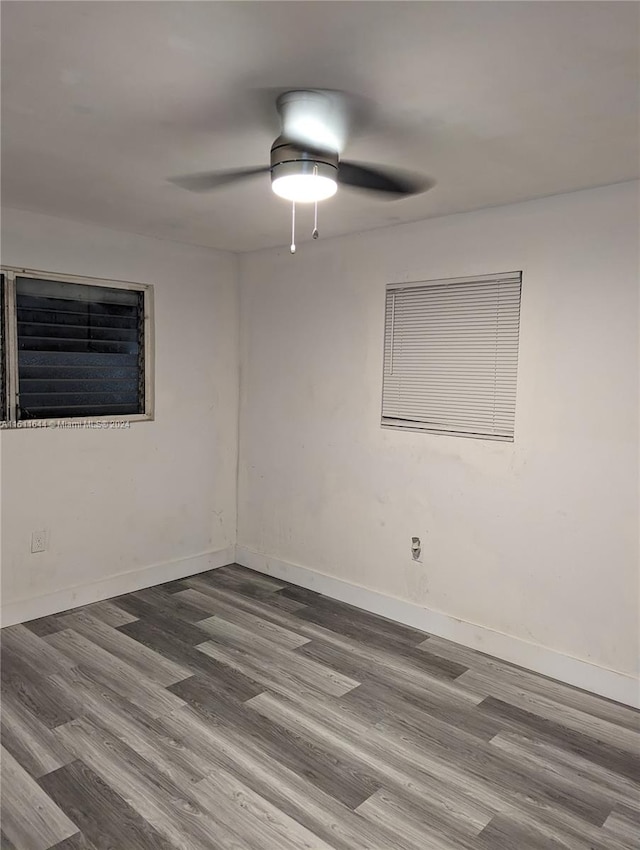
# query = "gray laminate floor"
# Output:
<box><xmin>1</xmin><ymin>564</ymin><xmax>638</xmax><ymax>850</ymax></box>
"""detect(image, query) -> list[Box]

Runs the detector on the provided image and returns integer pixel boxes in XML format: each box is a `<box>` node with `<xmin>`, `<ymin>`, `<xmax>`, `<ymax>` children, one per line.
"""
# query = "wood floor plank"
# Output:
<box><xmin>355</xmin><ymin>789</ymin><xmax>478</xmax><ymax>850</ymax></box>
<box><xmin>192</xmin><ymin>766</ymin><xmax>339</xmax><ymax>850</ymax></box>
<box><xmin>602</xmin><ymin>804</ymin><xmax>640</xmax><ymax>850</ymax></box>
<box><xmin>183</xmin><ymin>581</ymin><xmax>470</xmax><ymax>700</ymax></box>
<box><xmin>54</xmin><ymin>717</ymin><xmax>252</xmax><ymax>850</ymax></box>
<box><xmin>1</xmin><ymin>690</ymin><xmax>75</xmax><ymax>778</ymax></box>
<box><xmin>246</xmin><ymin>690</ymin><xmax>498</xmax><ymax>829</ymax></box>
<box><xmin>279</xmin><ymin>587</ymin><xmax>425</xmax><ymax>642</ymax></box>
<box><xmin>182</xmin><ymin>578</ymin><xmax>317</xmax><ymax>628</ymax></box>
<box><xmin>115</xmin><ymin>595</ymin><xmax>212</xmax><ymax>643</ymax></box>
<box><xmin>2</xmin><ymin>564</ymin><xmax>637</xmax><ymax>850</ymax></box>
<box><xmin>1</xmin><ymin>830</ymin><xmax>18</xmax><ymax>850</ymax></box>
<box><xmin>195</xmin><ymin>565</ymin><xmax>288</xmax><ymax>599</ymax></box>
<box><xmin>79</xmin><ymin>600</ymin><xmax>139</xmax><ymax>628</ymax></box>
<box><xmin>196</xmin><ymin>618</ymin><xmax>360</xmax><ymax>697</ymax></box>
<box><xmin>473</xmin><ymin>815</ymin><xmax>578</xmax><ymax>850</ymax></box>
<box><xmin>47</xmin><ymin>834</ymin><xmax>98</xmax><ymax>850</ymax></box>
<box><xmin>56</xmin><ymin>609</ymin><xmax>191</xmax><ymax>687</ymax></box>
<box><xmin>343</xmin><ymin>683</ymin><xmax>615</xmax><ymax>828</ymax></box>
<box><xmin>117</xmin><ymin>616</ymin><xmax>264</xmax><ymax>702</ymax></box>
<box><xmin>39</xmin><ymin>759</ymin><xmax>178</xmax><ymax>850</ymax></box>
<box><xmin>21</xmin><ymin>614</ymin><xmax>67</xmax><ymax>637</ymax></box>
<box><xmin>178</xmin><ymin>587</ymin><xmax>311</xmax><ymax>649</ymax></box>
<box><xmin>218</xmin><ymin>563</ymin><xmax>289</xmax><ymax>589</ymax></box>
<box><xmin>423</xmin><ymin>636</ymin><xmax>640</xmax><ymax>733</ymax></box>
<box><xmin>490</xmin><ymin>730</ymin><xmax>640</xmax><ymax>813</ymax></box>
<box><xmin>49</xmin><ymin>666</ymin><xmax>206</xmax><ymax>787</ymax></box>
<box><xmin>247</xmin><ymin>689</ymin><xmax>624</xmax><ymax>849</ymax></box>
<box><xmin>155</xmin><ymin>578</ymin><xmax>190</xmax><ymax>595</ymax></box>
<box><xmin>196</xmin><ymin>608</ymin><xmax>309</xmax><ymax>651</ymax></box>
<box><xmin>0</xmin><ymin>746</ymin><xmax>78</xmax><ymax>850</ymax></box>
<box><xmin>157</xmin><ymin>702</ymin><xmax>417</xmax><ymax>850</ymax></box>
<box><xmin>185</xmin><ymin>574</ymin><xmax>308</xmax><ymax>612</ymax></box>
<box><xmin>166</xmin><ymin>682</ymin><xmax>381</xmax><ymax>810</ymax></box>
<box><xmin>196</xmin><ymin>637</ymin><xmax>353</xmax><ymax>703</ymax></box>
<box><xmin>123</xmin><ymin>585</ymin><xmax>223</xmax><ymax>623</ymax></box>
<box><xmin>291</xmin><ymin>627</ymin><xmax>477</xmax><ymax>708</ymax></box>
<box><xmin>479</xmin><ymin>696</ymin><xmax>640</xmax><ymax>783</ymax></box>
<box><xmin>44</xmin><ymin>629</ymin><xmax>186</xmax><ymax>719</ymax></box>
<box><xmin>343</xmin><ymin>674</ymin><xmax>502</xmax><ymax>743</ymax></box>
<box><xmin>1</xmin><ymin>645</ymin><xmax>78</xmax><ymax>729</ymax></box>
<box><xmin>1</xmin><ymin>624</ymin><xmax>76</xmax><ymax>678</ymax></box>
<box><xmin>456</xmin><ymin>667</ymin><xmax>640</xmax><ymax>754</ymax></box>
<box><xmin>298</xmin><ymin>633</ymin><xmax>468</xmax><ymax>689</ymax></box>
<box><xmin>287</xmin><ymin>593</ymin><xmax>429</xmax><ymax>651</ymax></box>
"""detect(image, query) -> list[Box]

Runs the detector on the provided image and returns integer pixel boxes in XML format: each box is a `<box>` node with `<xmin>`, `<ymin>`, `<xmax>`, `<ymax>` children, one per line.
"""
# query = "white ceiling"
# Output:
<box><xmin>2</xmin><ymin>2</ymin><xmax>638</xmax><ymax>253</ymax></box>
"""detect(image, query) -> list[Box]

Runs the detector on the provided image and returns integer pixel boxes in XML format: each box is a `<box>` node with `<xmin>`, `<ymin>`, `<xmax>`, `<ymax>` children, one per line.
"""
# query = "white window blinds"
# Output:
<box><xmin>382</xmin><ymin>271</ymin><xmax>522</xmax><ymax>440</ymax></box>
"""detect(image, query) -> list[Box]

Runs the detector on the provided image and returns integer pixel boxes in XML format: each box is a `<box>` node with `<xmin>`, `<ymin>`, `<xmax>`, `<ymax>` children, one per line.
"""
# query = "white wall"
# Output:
<box><xmin>1</xmin><ymin>208</ymin><xmax>239</xmax><ymax>622</ymax></box>
<box><xmin>238</xmin><ymin>182</ymin><xmax>639</xmax><ymax>700</ymax></box>
<box><xmin>2</xmin><ymin>186</ymin><xmax>637</xmax><ymax>704</ymax></box>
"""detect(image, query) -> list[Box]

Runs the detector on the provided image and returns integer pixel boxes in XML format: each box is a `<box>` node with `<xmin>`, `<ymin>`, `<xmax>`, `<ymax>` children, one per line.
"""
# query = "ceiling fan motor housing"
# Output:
<box><xmin>270</xmin><ymin>137</ymin><xmax>338</xmax><ymax>188</ymax></box>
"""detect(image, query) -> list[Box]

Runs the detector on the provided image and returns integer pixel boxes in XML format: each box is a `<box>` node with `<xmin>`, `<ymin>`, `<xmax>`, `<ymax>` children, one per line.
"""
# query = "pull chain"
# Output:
<box><xmin>312</xmin><ymin>165</ymin><xmax>319</xmax><ymax>239</ymax></box>
<box><xmin>290</xmin><ymin>201</ymin><xmax>296</xmax><ymax>254</ymax></box>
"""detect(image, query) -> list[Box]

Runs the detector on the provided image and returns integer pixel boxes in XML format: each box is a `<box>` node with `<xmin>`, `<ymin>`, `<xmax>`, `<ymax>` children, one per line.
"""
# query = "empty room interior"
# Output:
<box><xmin>0</xmin><ymin>2</ymin><xmax>638</xmax><ymax>849</ymax></box>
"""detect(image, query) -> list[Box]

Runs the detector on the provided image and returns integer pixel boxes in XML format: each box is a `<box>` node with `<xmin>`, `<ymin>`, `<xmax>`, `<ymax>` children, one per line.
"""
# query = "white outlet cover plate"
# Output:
<box><xmin>31</xmin><ymin>530</ymin><xmax>47</xmax><ymax>553</ymax></box>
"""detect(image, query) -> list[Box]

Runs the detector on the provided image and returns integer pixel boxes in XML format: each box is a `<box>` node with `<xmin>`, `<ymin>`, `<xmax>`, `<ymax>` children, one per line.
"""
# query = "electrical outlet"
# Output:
<box><xmin>31</xmin><ymin>530</ymin><xmax>47</xmax><ymax>553</ymax></box>
<box><xmin>411</xmin><ymin>536</ymin><xmax>422</xmax><ymax>562</ymax></box>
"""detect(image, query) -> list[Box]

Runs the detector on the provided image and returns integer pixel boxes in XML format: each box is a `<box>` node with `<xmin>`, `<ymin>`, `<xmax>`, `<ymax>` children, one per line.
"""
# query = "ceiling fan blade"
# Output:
<box><xmin>168</xmin><ymin>166</ymin><xmax>270</xmax><ymax>192</ymax></box>
<box><xmin>338</xmin><ymin>161</ymin><xmax>434</xmax><ymax>197</ymax></box>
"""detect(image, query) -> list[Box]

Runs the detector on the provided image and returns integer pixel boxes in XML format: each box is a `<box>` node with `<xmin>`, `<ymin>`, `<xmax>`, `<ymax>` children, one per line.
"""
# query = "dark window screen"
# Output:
<box><xmin>16</xmin><ymin>276</ymin><xmax>145</xmax><ymax>420</ymax></box>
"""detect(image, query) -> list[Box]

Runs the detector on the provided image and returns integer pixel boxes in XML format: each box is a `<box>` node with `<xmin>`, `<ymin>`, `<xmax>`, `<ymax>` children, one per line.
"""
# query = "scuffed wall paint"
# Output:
<box><xmin>238</xmin><ymin>182</ymin><xmax>639</xmax><ymax>677</ymax></box>
<box><xmin>1</xmin><ymin>208</ymin><xmax>239</xmax><ymax>608</ymax></box>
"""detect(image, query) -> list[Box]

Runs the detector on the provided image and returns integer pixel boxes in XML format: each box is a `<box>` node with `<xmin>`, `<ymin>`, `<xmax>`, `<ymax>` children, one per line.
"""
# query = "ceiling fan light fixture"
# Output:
<box><xmin>276</xmin><ymin>90</ymin><xmax>346</xmax><ymax>154</ymax></box>
<box><xmin>271</xmin><ymin>160</ymin><xmax>337</xmax><ymax>203</ymax></box>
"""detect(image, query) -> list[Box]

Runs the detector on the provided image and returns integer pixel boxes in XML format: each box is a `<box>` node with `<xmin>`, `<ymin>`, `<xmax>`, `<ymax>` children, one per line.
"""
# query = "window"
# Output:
<box><xmin>382</xmin><ymin>271</ymin><xmax>522</xmax><ymax>441</ymax></box>
<box><xmin>0</xmin><ymin>273</ymin><xmax>6</xmax><ymax>422</ymax></box>
<box><xmin>1</xmin><ymin>268</ymin><xmax>153</xmax><ymax>424</ymax></box>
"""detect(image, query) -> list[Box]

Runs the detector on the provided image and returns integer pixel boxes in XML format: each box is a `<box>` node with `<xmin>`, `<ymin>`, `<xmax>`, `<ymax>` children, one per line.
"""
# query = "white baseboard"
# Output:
<box><xmin>1</xmin><ymin>546</ymin><xmax>235</xmax><ymax>628</ymax></box>
<box><xmin>236</xmin><ymin>546</ymin><xmax>639</xmax><ymax>709</ymax></box>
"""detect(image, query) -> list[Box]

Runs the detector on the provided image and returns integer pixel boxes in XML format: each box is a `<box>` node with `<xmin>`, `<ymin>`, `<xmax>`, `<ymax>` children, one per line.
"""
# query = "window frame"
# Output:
<box><xmin>380</xmin><ymin>271</ymin><xmax>522</xmax><ymax>442</ymax></box>
<box><xmin>1</xmin><ymin>266</ymin><xmax>154</xmax><ymax>426</ymax></box>
<box><xmin>1</xmin><ymin>272</ymin><xmax>8</xmax><ymax>421</ymax></box>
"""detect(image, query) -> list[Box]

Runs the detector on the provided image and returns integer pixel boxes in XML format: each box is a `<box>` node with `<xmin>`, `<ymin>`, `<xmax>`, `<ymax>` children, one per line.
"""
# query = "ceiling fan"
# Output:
<box><xmin>169</xmin><ymin>90</ymin><xmax>434</xmax><ymax>252</ymax></box>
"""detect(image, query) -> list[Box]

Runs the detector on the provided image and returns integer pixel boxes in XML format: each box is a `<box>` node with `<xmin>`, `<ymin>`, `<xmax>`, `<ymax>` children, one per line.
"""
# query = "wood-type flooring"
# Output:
<box><xmin>1</xmin><ymin>564</ymin><xmax>638</xmax><ymax>849</ymax></box>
